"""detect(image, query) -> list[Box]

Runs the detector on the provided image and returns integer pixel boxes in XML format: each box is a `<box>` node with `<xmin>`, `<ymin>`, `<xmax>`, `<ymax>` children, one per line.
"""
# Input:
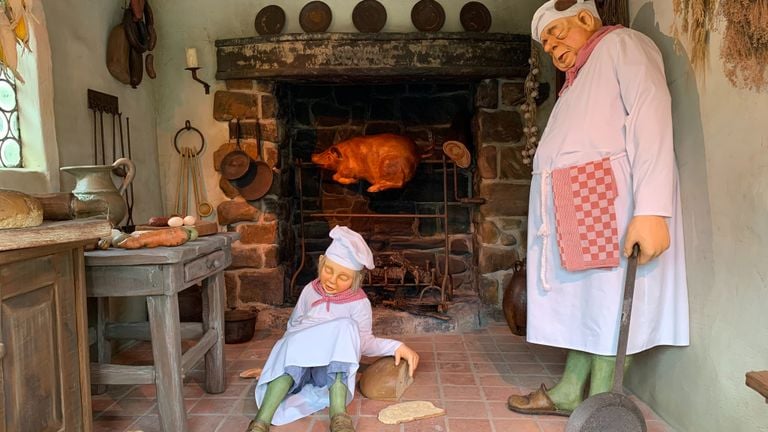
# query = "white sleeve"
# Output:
<box><xmin>615</xmin><ymin>31</ymin><xmax>675</xmax><ymax>217</ymax></box>
<box><xmin>350</xmin><ymin>299</ymin><xmax>402</xmax><ymax>357</ymax></box>
<box><xmin>287</xmin><ymin>284</ymin><xmax>312</xmax><ymax>331</ymax></box>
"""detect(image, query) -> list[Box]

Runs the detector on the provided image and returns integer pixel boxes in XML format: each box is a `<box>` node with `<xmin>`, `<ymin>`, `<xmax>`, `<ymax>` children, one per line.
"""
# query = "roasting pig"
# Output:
<box><xmin>311</xmin><ymin>133</ymin><xmax>421</xmax><ymax>192</ymax></box>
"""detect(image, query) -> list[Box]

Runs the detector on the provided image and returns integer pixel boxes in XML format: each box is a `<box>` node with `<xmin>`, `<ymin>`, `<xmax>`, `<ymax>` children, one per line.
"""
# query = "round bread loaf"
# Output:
<box><xmin>0</xmin><ymin>189</ymin><xmax>44</xmax><ymax>229</ymax></box>
<box><xmin>358</xmin><ymin>356</ymin><xmax>413</xmax><ymax>401</ymax></box>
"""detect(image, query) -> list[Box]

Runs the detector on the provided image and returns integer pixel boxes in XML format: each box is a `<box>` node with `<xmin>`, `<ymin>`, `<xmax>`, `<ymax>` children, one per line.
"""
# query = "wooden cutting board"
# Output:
<box><xmin>134</xmin><ymin>220</ymin><xmax>219</xmax><ymax>237</ymax></box>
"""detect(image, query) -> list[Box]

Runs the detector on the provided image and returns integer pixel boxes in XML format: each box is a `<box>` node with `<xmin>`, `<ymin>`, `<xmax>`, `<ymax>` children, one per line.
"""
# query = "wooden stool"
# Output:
<box><xmin>84</xmin><ymin>233</ymin><xmax>236</xmax><ymax>432</ymax></box>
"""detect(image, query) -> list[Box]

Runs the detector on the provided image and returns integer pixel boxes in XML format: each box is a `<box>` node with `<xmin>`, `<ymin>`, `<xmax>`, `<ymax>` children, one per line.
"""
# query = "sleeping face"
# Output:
<box><xmin>318</xmin><ymin>256</ymin><xmax>356</xmax><ymax>295</ymax></box>
<box><xmin>540</xmin><ymin>9</ymin><xmax>601</xmax><ymax>72</ymax></box>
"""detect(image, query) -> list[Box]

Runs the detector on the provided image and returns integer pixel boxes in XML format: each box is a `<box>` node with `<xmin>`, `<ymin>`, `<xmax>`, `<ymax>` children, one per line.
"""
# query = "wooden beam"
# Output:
<box><xmin>181</xmin><ymin>330</ymin><xmax>218</xmax><ymax>376</ymax></box>
<box><xmin>90</xmin><ymin>363</ymin><xmax>155</xmax><ymax>385</ymax></box>
<box><xmin>0</xmin><ymin>218</ymin><xmax>111</xmax><ymax>252</ymax></box>
<box><xmin>216</xmin><ymin>32</ymin><xmax>530</xmax><ymax>82</ymax></box>
<box><xmin>746</xmin><ymin>371</ymin><xmax>768</xmax><ymax>403</ymax></box>
<box><xmin>105</xmin><ymin>322</ymin><xmax>204</xmax><ymax>341</ymax></box>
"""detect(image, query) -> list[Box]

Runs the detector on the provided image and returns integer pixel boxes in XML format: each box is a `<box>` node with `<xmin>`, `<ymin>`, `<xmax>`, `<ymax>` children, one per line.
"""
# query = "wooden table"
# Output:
<box><xmin>0</xmin><ymin>219</ymin><xmax>111</xmax><ymax>432</ymax></box>
<box><xmin>84</xmin><ymin>233</ymin><xmax>236</xmax><ymax>432</ymax></box>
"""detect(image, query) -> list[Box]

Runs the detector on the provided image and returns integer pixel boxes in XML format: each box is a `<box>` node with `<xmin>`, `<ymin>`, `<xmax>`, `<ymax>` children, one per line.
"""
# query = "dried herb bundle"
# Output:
<box><xmin>672</xmin><ymin>0</ymin><xmax>716</xmax><ymax>74</ymax></box>
<box><xmin>719</xmin><ymin>0</ymin><xmax>768</xmax><ymax>91</ymax></box>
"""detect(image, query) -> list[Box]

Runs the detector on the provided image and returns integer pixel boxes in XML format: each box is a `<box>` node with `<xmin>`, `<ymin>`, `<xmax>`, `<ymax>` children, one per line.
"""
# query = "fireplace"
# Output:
<box><xmin>212</xmin><ymin>32</ymin><xmax>543</xmax><ymax>330</ymax></box>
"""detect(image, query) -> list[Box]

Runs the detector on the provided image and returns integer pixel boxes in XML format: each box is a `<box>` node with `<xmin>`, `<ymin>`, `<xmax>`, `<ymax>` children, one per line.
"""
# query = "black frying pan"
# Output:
<box><xmin>565</xmin><ymin>244</ymin><xmax>647</xmax><ymax>432</ymax></box>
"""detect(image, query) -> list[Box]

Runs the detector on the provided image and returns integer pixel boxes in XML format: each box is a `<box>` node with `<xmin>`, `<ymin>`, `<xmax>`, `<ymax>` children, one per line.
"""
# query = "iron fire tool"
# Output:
<box><xmin>565</xmin><ymin>244</ymin><xmax>647</xmax><ymax>432</ymax></box>
<box><xmin>87</xmin><ymin>89</ymin><xmax>136</xmax><ymax>228</ymax></box>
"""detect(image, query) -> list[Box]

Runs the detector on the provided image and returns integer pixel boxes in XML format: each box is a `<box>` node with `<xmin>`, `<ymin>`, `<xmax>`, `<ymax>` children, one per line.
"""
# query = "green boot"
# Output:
<box><xmin>588</xmin><ymin>354</ymin><xmax>634</xmax><ymax>396</ymax></box>
<box><xmin>329</xmin><ymin>373</ymin><xmax>355</xmax><ymax>432</ymax></box>
<box><xmin>247</xmin><ymin>374</ymin><xmax>294</xmax><ymax>432</ymax></box>
<box><xmin>546</xmin><ymin>350</ymin><xmax>592</xmax><ymax>411</ymax></box>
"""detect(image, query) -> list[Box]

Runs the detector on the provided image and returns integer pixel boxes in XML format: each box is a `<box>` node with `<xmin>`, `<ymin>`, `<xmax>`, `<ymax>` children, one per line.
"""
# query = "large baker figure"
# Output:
<box><xmin>507</xmin><ymin>0</ymin><xmax>689</xmax><ymax>416</ymax></box>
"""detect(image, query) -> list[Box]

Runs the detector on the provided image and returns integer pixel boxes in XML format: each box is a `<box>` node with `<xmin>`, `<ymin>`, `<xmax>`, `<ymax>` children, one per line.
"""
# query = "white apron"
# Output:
<box><xmin>255</xmin><ymin>283</ymin><xmax>401</xmax><ymax>425</ymax></box>
<box><xmin>526</xmin><ymin>29</ymin><xmax>690</xmax><ymax>356</ymax></box>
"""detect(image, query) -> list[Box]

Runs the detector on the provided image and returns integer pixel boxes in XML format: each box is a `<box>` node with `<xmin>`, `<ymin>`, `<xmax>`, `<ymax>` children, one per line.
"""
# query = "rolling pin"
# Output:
<box><xmin>33</xmin><ymin>193</ymin><xmax>109</xmax><ymax>220</ymax></box>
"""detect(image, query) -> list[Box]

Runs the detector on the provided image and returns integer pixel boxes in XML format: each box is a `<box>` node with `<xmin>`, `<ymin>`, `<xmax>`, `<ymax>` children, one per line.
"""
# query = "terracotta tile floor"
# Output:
<box><xmin>92</xmin><ymin>320</ymin><xmax>674</xmax><ymax>431</ymax></box>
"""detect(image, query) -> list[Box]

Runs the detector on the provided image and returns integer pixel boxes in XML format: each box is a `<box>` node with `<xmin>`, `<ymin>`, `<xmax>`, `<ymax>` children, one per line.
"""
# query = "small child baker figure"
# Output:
<box><xmin>247</xmin><ymin>226</ymin><xmax>420</xmax><ymax>432</ymax></box>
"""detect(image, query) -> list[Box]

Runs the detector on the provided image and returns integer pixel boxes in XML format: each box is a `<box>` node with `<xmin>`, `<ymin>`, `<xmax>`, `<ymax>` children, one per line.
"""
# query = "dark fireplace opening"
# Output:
<box><xmin>279</xmin><ymin>82</ymin><xmax>481</xmax><ymax>313</ymax></box>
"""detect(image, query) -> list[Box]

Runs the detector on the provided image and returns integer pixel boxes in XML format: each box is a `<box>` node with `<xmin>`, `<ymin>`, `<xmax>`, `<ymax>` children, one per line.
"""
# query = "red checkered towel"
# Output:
<box><xmin>552</xmin><ymin>157</ymin><xmax>620</xmax><ymax>271</ymax></box>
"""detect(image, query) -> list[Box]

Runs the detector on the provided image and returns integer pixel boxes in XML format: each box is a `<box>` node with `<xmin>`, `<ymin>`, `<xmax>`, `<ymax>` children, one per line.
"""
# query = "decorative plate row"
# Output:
<box><xmin>254</xmin><ymin>0</ymin><xmax>492</xmax><ymax>36</ymax></box>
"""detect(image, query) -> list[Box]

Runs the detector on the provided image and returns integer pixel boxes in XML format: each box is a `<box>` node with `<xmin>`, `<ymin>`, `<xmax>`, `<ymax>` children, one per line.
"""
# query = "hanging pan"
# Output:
<box><xmin>565</xmin><ymin>244</ymin><xmax>647</xmax><ymax>432</ymax></box>
<box><xmin>220</xmin><ymin>119</ymin><xmax>251</xmax><ymax>180</ymax></box>
<box><xmin>229</xmin><ymin>121</ymin><xmax>274</xmax><ymax>200</ymax></box>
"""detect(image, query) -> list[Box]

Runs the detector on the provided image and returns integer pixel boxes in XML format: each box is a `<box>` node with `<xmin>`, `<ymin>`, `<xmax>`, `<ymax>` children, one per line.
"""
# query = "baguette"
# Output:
<box><xmin>116</xmin><ymin>227</ymin><xmax>190</xmax><ymax>249</ymax></box>
<box><xmin>377</xmin><ymin>401</ymin><xmax>445</xmax><ymax>425</ymax></box>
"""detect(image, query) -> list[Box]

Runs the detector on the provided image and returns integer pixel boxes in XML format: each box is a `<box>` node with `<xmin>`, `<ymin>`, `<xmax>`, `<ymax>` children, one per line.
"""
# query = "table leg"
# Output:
<box><xmin>93</xmin><ymin>297</ymin><xmax>111</xmax><ymax>395</ymax></box>
<box><xmin>202</xmin><ymin>272</ymin><xmax>226</xmax><ymax>393</ymax></box>
<box><xmin>147</xmin><ymin>293</ymin><xmax>188</xmax><ymax>432</ymax></box>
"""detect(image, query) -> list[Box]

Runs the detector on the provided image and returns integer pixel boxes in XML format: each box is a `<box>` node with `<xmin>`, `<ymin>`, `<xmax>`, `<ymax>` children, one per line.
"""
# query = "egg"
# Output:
<box><xmin>167</xmin><ymin>216</ymin><xmax>184</xmax><ymax>227</ymax></box>
<box><xmin>183</xmin><ymin>215</ymin><xmax>197</xmax><ymax>226</ymax></box>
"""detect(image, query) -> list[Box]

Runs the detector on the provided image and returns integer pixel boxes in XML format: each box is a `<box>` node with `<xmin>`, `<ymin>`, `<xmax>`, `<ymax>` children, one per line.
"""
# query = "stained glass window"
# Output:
<box><xmin>0</xmin><ymin>66</ymin><xmax>21</xmax><ymax>168</ymax></box>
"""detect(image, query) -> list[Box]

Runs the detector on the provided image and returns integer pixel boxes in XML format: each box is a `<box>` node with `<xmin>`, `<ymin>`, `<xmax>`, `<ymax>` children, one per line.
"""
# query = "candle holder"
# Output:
<box><xmin>185</xmin><ymin>67</ymin><xmax>210</xmax><ymax>94</ymax></box>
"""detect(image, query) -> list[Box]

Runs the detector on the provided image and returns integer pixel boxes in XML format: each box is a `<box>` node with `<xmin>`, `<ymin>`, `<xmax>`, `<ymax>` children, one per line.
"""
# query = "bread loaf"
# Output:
<box><xmin>377</xmin><ymin>401</ymin><xmax>445</xmax><ymax>425</ymax></box>
<box><xmin>0</xmin><ymin>189</ymin><xmax>44</xmax><ymax>229</ymax></box>
<box><xmin>359</xmin><ymin>356</ymin><xmax>413</xmax><ymax>401</ymax></box>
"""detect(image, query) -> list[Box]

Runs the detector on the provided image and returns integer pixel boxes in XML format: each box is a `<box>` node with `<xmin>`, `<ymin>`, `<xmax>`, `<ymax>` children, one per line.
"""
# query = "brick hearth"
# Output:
<box><xmin>210</xmin><ymin>32</ymin><xmax>550</xmax><ymax>324</ymax></box>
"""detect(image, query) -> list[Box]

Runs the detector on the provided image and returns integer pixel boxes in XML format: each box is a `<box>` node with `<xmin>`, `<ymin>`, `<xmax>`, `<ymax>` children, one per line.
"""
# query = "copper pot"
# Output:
<box><xmin>502</xmin><ymin>260</ymin><xmax>526</xmax><ymax>336</ymax></box>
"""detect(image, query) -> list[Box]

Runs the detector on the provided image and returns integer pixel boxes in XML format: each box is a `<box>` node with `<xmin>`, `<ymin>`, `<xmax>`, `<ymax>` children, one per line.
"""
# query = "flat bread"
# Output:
<box><xmin>377</xmin><ymin>401</ymin><xmax>445</xmax><ymax>425</ymax></box>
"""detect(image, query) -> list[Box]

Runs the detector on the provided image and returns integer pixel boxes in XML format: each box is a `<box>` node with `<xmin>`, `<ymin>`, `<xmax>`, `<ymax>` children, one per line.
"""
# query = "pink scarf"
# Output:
<box><xmin>310</xmin><ymin>278</ymin><xmax>367</xmax><ymax>311</ymax></box>
<box><xmin>560</xmin><ymin>25</ymin><xmax>623</xmax><ymax>96</ymax></box>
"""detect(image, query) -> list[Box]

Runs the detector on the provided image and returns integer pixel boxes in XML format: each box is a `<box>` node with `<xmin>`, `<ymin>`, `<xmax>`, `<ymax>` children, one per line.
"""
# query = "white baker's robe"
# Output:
<box><xmin>527</xmin><ymin>28</ymin><xmax>689</xmax><ymax>355</ymax></box>
<box><xmin>255</xmin><ymin>283</ymin><xmax>402</xmax><ymax>425</ymax></box>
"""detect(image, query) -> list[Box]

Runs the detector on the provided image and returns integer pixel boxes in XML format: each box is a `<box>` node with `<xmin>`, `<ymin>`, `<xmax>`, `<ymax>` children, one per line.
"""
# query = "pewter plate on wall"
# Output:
<box><xmin>353</xmin><ymin>0</ymin><xmax>387</xmax><ymax>33</ymax></box>
<box><xmin>460</xmin><ymin>1</ymin><xmax>492</xmax><ymax>33</ymax></box>
<box><xmin>411</xmin><ymin>0</ymin><xmax>445</xmax><ymax>32</ymax></box>
<box><xmin>300</xmin><ymin>1</ymin><xmax>333</xmax><ymax>33</ymax></box>
<box><xmin>255</xmin><ymin>5</ymin><xmax>286</xmax><ymax>35</ymax></box>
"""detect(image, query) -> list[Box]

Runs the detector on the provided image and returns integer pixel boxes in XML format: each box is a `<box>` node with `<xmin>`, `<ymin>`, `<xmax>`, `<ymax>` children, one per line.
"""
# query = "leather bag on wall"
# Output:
<box><xmin>106</xmin><ymin>24</ymin><xmax>131</xmax><ymax>85</ymax></box>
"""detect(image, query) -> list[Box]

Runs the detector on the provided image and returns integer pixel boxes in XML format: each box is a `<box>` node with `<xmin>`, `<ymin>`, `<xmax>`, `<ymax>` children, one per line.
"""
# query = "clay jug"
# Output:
<box><xmin>60</xmin><ymin>158</ymin><xmax>135</xmax><ymax>227</ymax></box>
<box><xmin>502</xmin><ymin>260</ymin><xmax>527</xmax><ymax>336</ymax></box>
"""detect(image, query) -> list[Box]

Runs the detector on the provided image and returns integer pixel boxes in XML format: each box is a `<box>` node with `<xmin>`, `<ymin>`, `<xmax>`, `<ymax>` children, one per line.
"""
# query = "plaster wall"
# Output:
<box><xmin>626</xmin><ymin>2</ymin><xmax>768</xmax><ymax>431</ymax></box>
<box><xmin>151</xmin><ymin>0</ymin><xmax>543</xmax><ymax>218</ymax></box>
<box><xmin>41</xmin><ymin>0</ymin><xmax>163</xmax><ymax>224</ymax></box>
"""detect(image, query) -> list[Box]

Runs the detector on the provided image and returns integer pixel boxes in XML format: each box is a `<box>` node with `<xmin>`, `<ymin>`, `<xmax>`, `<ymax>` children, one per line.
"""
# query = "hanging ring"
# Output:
<box><xmin>173</xmin><ymin>120</ymin><xmax>205</xmax><ymax>155</ymax></box>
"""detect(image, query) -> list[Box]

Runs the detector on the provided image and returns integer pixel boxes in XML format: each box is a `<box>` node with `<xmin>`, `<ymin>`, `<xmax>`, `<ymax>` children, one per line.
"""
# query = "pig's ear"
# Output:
<box><xmin>331</xmin><ymin>147</ymin><xmax>342</xmax><ymax>159</ymax></box>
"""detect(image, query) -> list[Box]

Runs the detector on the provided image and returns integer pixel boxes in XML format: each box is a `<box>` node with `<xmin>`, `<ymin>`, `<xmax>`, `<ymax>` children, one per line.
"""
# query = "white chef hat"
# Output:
<box><xmin>325</xmin><ymin>225</ymin><xmax>375</xmax><ymax>271</ymax></box>
<box><xmin>531</xmin><ymin>0</ymin><xmax>601</xmax><ymax>43</ymax></box>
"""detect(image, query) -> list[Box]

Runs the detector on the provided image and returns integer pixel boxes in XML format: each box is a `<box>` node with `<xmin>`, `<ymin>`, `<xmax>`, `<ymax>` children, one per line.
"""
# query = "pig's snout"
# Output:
<box><xmin>311</xmin><ymin>151</ymin><xmax>330</xmax><ymax>166</ymax></box>
<box><xmin>311</xmin><ymin>147</ymin><xmax>341</xmax><ymax>169</ymax></box>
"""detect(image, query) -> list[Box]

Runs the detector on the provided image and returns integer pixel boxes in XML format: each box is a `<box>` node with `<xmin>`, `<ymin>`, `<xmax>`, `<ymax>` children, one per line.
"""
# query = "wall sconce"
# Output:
<box><xmin>185</xmin><ymin>48</ymin><xmax>210</xmax><ymax>95</ymax></box>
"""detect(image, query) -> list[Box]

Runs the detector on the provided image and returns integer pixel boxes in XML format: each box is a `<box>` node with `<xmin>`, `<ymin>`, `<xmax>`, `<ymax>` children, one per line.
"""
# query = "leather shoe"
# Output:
<box><xmin>330</xmin><ymin>413</ymin><xmax>355</xmax><ymax>432</ymax></box>
<box><xmin>246</xmin><ymin>419</ymin><xmax>270</xmax><ymax>432</ymax></box>
<box><xmin>507</xmin><ymin>384</ymin><xmax>572</xmax><ymax>417</ymax></box>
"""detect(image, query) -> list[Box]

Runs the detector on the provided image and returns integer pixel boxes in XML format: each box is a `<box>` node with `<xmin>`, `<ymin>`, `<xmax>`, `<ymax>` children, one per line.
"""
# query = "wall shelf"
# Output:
<box><xmin>215</xmin><ymin>32</ymin><xmax>530</xmax><ymax>83</ymax></box>
<box><xmin>746</xmin><ymin>371</ymin><xmax>768</xmax><ymax>403</ymax></box>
